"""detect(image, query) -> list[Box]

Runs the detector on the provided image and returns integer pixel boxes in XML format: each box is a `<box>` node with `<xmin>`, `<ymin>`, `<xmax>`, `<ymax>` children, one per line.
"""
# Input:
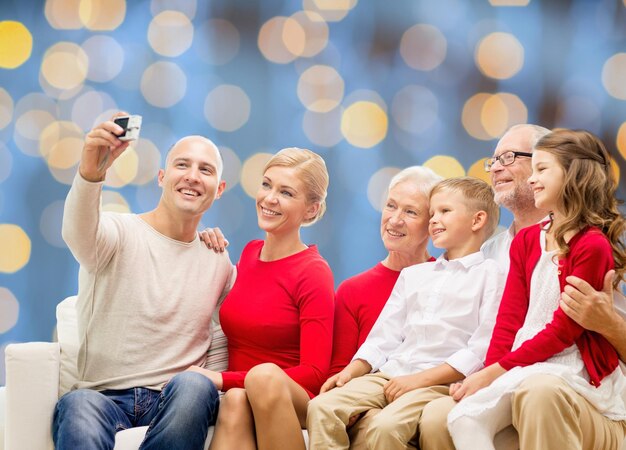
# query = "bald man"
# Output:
<box><xmin>52</xmin><ymin>115</ymin><xmax>236</xmax><ymax>450</ymax></box>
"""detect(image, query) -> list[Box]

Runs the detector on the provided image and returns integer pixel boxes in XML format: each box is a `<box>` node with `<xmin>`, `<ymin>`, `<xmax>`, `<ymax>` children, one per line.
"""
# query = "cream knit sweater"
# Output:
<box><xmin>62</xmin><ymin>174</ymin><xmax>235</xmax><ymax>391</ymax></box>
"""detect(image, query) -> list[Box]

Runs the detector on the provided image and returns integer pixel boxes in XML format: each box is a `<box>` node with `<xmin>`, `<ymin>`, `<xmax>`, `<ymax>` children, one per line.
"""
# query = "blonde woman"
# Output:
<box><xmin>192</xmin><ymin>147</ymin><xmax>334</xmax><ymax>450</ymax></box>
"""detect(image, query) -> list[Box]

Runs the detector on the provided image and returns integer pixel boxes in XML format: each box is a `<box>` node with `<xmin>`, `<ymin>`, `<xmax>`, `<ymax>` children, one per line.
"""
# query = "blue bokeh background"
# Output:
<box><xmin>1</xmin><ymin>0</ymin><xmax>625</xmax><ymax>384</ymax></box>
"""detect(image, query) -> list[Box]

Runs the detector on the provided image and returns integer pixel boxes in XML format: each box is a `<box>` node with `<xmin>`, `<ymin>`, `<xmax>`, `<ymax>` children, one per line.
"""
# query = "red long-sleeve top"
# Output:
<box><xmin>485</xmin><ymin>224</ymin><xmax>618</xmax><ymax>387</ymax></box>
<box><xmin>328</xmin><ymin>263</ymin><xmax>401</xmax><ymax>376</ymax></box>
<box><xmin>219</xmin><ymin>240</ymin><xmax>335</xmax><ymax>397</ymax></box>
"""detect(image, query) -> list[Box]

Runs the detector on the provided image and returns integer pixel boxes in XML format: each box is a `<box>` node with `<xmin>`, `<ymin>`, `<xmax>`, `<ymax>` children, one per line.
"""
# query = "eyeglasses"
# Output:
<box><xmin>484</xmin><ymin>151</ymin><xmax>533</xmax><ymax>172</ymax></box>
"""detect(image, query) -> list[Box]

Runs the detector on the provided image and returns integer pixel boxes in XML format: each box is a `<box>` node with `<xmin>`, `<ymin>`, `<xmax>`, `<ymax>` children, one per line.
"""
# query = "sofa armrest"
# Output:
<box><xmin>5</xmin><ymin>342</ymin><xmax>60</xmax><ymax>450</ymax></box>
<box><xmin>0</xmin><ymin>386</ymin><xmax>5</xmax><ymax>450</ymax></box>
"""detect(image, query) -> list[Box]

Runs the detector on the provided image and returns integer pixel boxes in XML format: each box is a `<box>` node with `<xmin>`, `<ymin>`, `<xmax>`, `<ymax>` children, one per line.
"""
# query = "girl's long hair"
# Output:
<box><xmin>535</xmin><ymin>129</ymin><xmax>626</xmax><ymax>288</ymax></box>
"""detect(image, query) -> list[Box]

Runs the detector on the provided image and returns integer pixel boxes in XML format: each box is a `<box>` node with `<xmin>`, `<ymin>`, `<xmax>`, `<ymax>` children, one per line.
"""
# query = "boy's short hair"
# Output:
<box><xmin>430</xmin><ymin>177</ymin><xmax>499</xmax><ymax>239</ymax></box>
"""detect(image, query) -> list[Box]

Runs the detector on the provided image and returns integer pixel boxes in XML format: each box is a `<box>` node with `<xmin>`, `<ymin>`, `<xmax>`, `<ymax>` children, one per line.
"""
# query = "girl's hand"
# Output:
<box><xmin>450</xmin><ymin>363</ymin><xmax>506</xmax><ymax>402</ymax></box>
<box><xmin>199</xmin><ymin>227</ymin><xmax>229</xmax><ymax>253</ymax></box>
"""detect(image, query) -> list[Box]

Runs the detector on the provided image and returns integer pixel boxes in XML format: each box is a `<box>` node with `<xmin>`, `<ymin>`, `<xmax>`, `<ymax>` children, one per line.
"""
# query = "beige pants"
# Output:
<box><xmin>417</xmin><ymin>374</ymin><xmax>626</xmax><ymax>450</ymax></box>
<box><xmin>306</xmin><ymin>372</ymin><xmax>449</xmax><ymax>450</ymax></box>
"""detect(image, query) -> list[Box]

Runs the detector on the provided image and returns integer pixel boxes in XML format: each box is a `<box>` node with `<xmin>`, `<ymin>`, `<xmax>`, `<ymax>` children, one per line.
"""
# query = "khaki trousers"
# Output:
<box><xmin>417</xmin><ymin>374</ymin><xmax>626</xmax><ymax>450</ymax></box>
<box><xmin>306</xmin><ymin>372</ymin><xmax>450</xmax><ymax>450</ymax></box>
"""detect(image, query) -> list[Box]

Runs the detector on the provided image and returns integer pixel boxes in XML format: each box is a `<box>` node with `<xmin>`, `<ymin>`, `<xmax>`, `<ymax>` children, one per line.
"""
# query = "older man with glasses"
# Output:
<box><xmin>417</xmin><ymin>124</ymin><xmax>626</xmax><ymax>450</ymax></box>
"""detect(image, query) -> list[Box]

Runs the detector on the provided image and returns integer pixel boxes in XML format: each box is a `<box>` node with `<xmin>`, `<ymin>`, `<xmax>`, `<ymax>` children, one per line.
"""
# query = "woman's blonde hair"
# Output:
<box><xmin>264</xmin><ymin>147</ymin><xmax>329</xmax><ymax>226</ymax></box>
<box><xmin>535</xmin><ymin>129</ymin><xmax>626</xmax><ymax>287</ymax></box>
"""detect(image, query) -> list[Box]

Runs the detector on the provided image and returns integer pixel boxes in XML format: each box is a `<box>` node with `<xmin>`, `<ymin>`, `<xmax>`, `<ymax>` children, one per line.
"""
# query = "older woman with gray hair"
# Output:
<box><xmin>312</xmin><ymin>166</ymin><xmax>442</xmax><ymax>450</ymax></box>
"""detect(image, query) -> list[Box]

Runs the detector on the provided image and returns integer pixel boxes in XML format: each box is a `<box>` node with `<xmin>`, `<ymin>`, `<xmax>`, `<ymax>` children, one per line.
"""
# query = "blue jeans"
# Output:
<box><xmin>52</xmin><ymin>371</ymin><xmax>219</xmax><ymax>450</ymax></box>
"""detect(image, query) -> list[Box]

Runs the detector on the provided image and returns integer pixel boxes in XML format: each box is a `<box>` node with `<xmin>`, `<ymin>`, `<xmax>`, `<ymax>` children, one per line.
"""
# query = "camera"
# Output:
<box><xmin>113</xmin><ymin>115</ymin><xmax>142</xmax><ymax>141</ymax></box>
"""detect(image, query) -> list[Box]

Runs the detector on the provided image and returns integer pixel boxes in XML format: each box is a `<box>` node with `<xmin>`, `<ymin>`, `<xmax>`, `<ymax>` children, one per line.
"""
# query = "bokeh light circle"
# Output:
<box><xmin>0</xmin><ymin>21</ymin><xmax>32</xmax><ymax>69</ymax></box>
<box><xmin>14</xmin><ymin>109</ymin><xmax>57</xmax><ymax>157</ymax></box>
<box><xmin>79</xmin><ymin>0</ymin><xmax>126</xmax><ymax>31</ymax></box>
<box><xmin>41</xmin><ymin>42</ymin><xmax>89</xmax><ymax>90</ymax></box>
<box><xmin>367</xmin><ymin>167</ymin><xmax>401</xmax><ymax>212</ymax></box>
<box><xmin>258</xmin><ymin>16</ymin><xmax>303</xmax><ymax>64</ymax></box>
<box><xmin>290</xmin><ymin>11</ymin><xmax>329</xmax><ymax>58</ymax></box>
<box><xmin>341</xmin><ymin>101</ymin><xmax>388</xmax><ymax>148</ymax></box>
<box><xmin>241</xmin><ymin>153</ymin><xmax>273</xmax><ymax>198</ymax></box>
<box><xmin>297</xmin><ymin>65</ymin><xmax>344</xmax><ymax>113</ymax></box>
<box><xmin>204</xmin><ymin>85</ymin><xmax>251</xmax><ymax>132</ymax></box>
<box><xmin>400</xmin><ymin>24</ymin><xmax>447</xmax><ymax>71</ymax></box>
<box><xmin>303</xmin><ymin>108</ymin><xmax>343</xmax><ymax>148</ymax></box>
<box><xmin>423</xmin><ymin>155</ymin><xmax>465</xmax><ymax>179</ymax></box>
<box><xmin>462</xmin><ymin>92</ymin><xmax>527</xmax><ymax>140</ymax></box>
<box><xmin>610</xmin><ymin>157</ymin><xmax>620</xmax><ymax>187</ymax></box>
<box><xmin>105</xmin><ymin>146</ymin><xmax>139</xmax><ymax>188</ymax></box>
<box><xmin>467</xmin><ymin>158</ymin><xmax>492</xmax><ymax>184</ymax></box>
<box><xmin>617</xmin><ymin>122</ymin><xmax>626</xmax><ymax>161</ymax></box>
<box><xmin>391</xmin><ymin>85</ymin><xmax>438</xmax><ymax>134</ymax></box>
<box><xmin>0</xmin><ymin>224</ymin><xmax>31</xmax><ymax>273</ymax></box>
<box><xmin>71</xmin><ymin>90</ymin><xmax>118</xmax><ymax>131</ymax></box>
<box><xmin>40</xmin><ymin>200</ymin><xmax>66</xmax><ymax>248</ymax></box>
<box><xmin>141</xmin><ymin>61</ymin><xmax>187</xmax><ymax>108</ymax></box>
<box><xmin>602</xmin><ymin>53</ymin><xmax>626</xmax><ymax>100</ymax></box>
<box><xmin>39</xmin><ymin>120</ymin><xmax>84</xmax><ymax>165</ymax></box>
<box><xmin>0</xmin><ymin>88</ymin><xmax>14</xmax><ymax>129</ymax></box>
<box><xmin>0</xmin><ymin>288</ymin><xmax>19</xmax><ymax>333</ymax></box>
<box><xmin>475</xmin><ymin>32</ymin><xmax>524</xmax><ymax>80</ymax></box>
<box><xmin>302</xmin><ymin>0</ymin><xmax>358</xmax><ymax>22</ymax></box>
<box><xmin>45</xmin><ymin>0</ymin><xmax>83</xmax><ymax>30</ymax></box>
<box><xmin>82</xmin><ymin>35</ymin><xmax>124</xmax><ymax>82</ymax></box>
<box><xmin>148</xmin><ymin>10</ymin><xmax>193</xmax><ymax>57</ymax></box>
<box><xmin>131</xmin><ymin>139</ymin><xmax>162</xmax><ymax>185</ymax></box>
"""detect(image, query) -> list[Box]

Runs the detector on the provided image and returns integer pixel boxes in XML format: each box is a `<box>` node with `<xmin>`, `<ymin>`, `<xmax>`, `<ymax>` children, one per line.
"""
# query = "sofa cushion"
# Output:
<box><xmin>56</xmin><ymin>296</ymin><xmax>79</xmax><ymax>396</ymax></box>
<box><xmin>114</xmin><ymin>426</ymin><xmax>214</xmax><ymax>450</ymax></box>
<box><xmin>205</xmin><ymin>322</ymin><xmax>228</xmax><ymax>372</ymax></box>
<box><xmin>0</xmin><ymin>386</ymin><xmax>5</xmax><ymax>450</ymax></box>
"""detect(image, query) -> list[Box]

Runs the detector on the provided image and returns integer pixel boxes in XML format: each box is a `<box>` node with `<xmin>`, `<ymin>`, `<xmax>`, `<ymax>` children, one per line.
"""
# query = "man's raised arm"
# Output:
<box><xmin>61</xmin><ymin>115</ymin><xmax>129</xmax><ymax>269</ymax></box>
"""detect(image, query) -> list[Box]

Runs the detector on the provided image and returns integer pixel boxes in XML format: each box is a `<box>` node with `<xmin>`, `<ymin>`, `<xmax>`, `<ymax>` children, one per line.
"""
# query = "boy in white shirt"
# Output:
<box><xmin>307</xmin><ymin>177</ymin><xmax>504</xmax><ymax>450</ymax></box>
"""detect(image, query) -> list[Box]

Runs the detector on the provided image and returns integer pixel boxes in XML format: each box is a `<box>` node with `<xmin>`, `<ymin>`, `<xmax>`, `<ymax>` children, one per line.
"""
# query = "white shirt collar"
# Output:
<box><xmin>434</xmin><ymin>251</ymin><xmax>485</xmax><ymax>270</ymax></box>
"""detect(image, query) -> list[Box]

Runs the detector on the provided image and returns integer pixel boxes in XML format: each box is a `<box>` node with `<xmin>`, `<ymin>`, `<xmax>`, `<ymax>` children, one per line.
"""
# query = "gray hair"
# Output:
<box><xmin>388</xmin><ymin>166</ymin><xmax>443</xmax><ymax>197</ymax></box>
<box><xmin>506</xmin><ymin>124</ymin><xmax>552</xmax><ymax>150</ymax></box>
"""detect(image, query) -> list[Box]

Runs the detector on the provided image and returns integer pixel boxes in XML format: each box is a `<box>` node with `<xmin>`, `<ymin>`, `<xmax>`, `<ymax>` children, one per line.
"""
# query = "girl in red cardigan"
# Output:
<box><xmin>192</xmin><ymin>148</ymin><xmax>335</xmax><ymax>450</ymax></box>
<box><xmin>447</xmin><ymin>129</ymin><xmax>626</xmax><ymax>450</ymax></box>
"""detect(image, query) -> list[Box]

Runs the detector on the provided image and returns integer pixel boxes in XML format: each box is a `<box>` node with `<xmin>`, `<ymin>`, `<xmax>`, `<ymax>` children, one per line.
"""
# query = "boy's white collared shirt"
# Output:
<box><xmin>353</xmin><ymin>251</ymin><xmax>504</xmax><ymax>378</ymax></box>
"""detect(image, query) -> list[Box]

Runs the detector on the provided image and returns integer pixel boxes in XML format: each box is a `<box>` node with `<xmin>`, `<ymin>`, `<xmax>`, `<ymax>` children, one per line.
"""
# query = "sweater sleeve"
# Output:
<box><xmin>282</xmin><ymin>259</ymin><xmax>335</xmax><ymax>395</ymax></box>
<box><xmin>328</xmin><ymin>281</ymin><xmax>360</xmax><ymax>376</ymax></box>
<box><xmin>485</xmin><ymin>232</ymin><xmax>532</xmax><ymax>365</ymax></box>
<box><xmin>498</xmin><ymin>231</ymin><xmax>613</xmax><ymax>370</ymax></box>
<box><xmin>353</xmin><ymin>272</ymin><xmax>408</xmax><ymax>372</ymax></box>
<box><xmin>62</xmin><ymin>173</ymin><xmax>120</xmax><ymax>272</ymax></box>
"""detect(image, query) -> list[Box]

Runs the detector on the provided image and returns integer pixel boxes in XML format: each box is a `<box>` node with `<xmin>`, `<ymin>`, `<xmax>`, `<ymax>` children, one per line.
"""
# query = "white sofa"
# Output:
<box><xmin>2</xmin><ymin>296</ymin><xmax>624</xmax><ymax>450</ymax></box>
<box><xmin>2</xmin><ymin>297</ymin><xmax>228</xmax><ymax>450</ymax></box>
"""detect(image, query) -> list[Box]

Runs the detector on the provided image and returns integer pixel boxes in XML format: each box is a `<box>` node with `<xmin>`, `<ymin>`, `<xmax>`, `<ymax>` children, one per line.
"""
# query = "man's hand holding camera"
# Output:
<box><xmin>80</xmin><ymin>113</ymin><xmax>141</xmax><ymax>182</ymax></box>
